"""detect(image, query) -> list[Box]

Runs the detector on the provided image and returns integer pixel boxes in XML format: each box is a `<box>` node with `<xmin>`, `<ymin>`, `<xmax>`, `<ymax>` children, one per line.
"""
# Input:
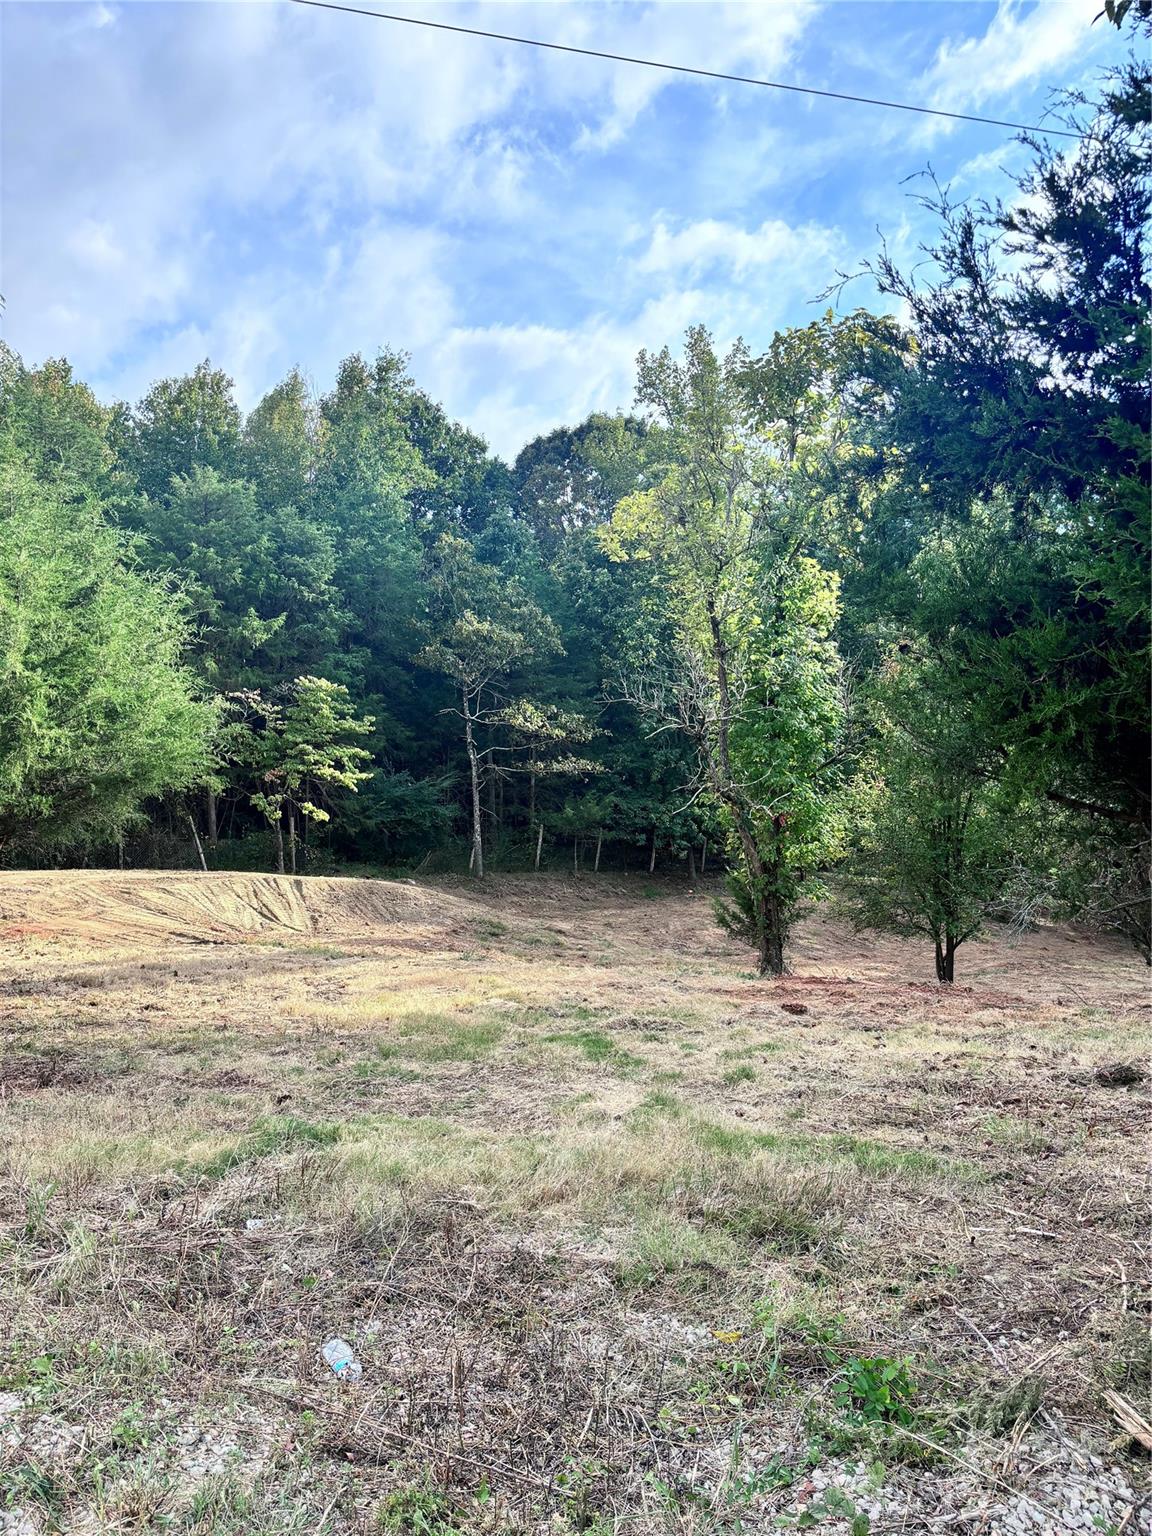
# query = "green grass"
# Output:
<box><xmin>614</xmin><ymin>1212</ymin><xmax>741</xmax><ymax>1291</ymax></box>
<box><xmin>200</xmin><ymin>1115</ymin><xmax>340</xmax><ymax>1178</ymax></box>
<box><xmin>722</xmin><ymin>1064</ymin><xmax>757</xmax><ymax>1086</ymax></box>
<box><xmin>693</xmin><ymin>1122</ymin><xmax>979</xmax><ymax>1182</ymax></box>
<box><xmin>373</xmin><ymin>1016</ymin><xmax>504</xmax><ymax>1063</ymax></box>
<box><xmin>472</xmin><ymin>917</ymin><xmax>509</xmax><ymax>940</ymax></box>
<box><xmin>543</xmin><ymin>1030</ymin><xmax>645</xmax><ymax>1072</ymax></box>
<box><xmin>721</xmin><ymin>1039</ymin><xmax>788</xmax><ymax>1059</ymax></box>
<box><xmin>352</xmin><ymin>1059</ymin><xmax>422</xmax><ymax>1084</ymax></box>
<box><xmin>979</xmin><ymin>1113</ymin><xmax>1050</xmax><ymax>1151</ymax></box>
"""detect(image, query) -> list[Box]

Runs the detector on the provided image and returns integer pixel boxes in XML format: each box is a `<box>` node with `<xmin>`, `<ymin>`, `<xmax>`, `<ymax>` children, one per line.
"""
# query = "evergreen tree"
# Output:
<box><xmin>0</xmin><ymin>464</ymin><xmax>215</xmax><ymax>853</ymax></box>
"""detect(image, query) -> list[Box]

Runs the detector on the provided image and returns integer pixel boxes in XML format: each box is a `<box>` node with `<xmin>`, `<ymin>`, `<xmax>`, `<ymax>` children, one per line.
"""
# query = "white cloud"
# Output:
<box><xmin>547</xmin><ymin>0</ymin><xmax>820</xmax><ymax>151</ymax></box>
<box><xmin>637</xmin><ymin>215</ymin><xmax>842</xmax><ymax>281</ymax></box>
<box><xmin>923</xmin><ymin>0</ymin><xmax>1100</xmax><ymax>117</ymax></box>
<box><xmin>419</xmin><ymin>218</ymin><xmax>854</xmax><ymax>454</ymax></box>
<box><xmin>0</xmin><ymin>0</ymin><xmax>1119</xmax><ymax>460</ymax></box>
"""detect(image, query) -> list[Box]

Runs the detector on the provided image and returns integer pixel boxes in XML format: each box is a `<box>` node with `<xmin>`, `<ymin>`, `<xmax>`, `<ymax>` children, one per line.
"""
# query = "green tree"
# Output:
<box><xmin>603</xmin><ymin>326</ymin><xmax>847</xmax><ymax>975</ymax></box>
<box><xmin>401</xmin><ymin>386</ymin><xmax>510</xmax><ymax>540</ymax></box>
<box><xmin>842</xmin><ymin>655</ymin><xmax>1021</xmax><ymax>983</ymax></box>
<box><xmin>862</xmin><ymin>58</ymin><xmax>1150</xmax><ymax>954</ymax></box>
<box><xmin>0</xmin><ymin>464</ymin><xmax>216</xmax><ymax>853</ymax></box>
<box><xmin>242</xmin><ymin>368</ymin><xmax>321</xmax><ymax>517</ymax></box>
<box><xmin>134</xmin><ymin>466</ymin><xmax>339</xmax><ymax>690</ymax></box>
<box><xmin>118</xmin><ymin>361</ymin><xmax>242</xmax><ymax>503</ymax></box>
<box><xmin>314</xmin><ymin>352</ymin><xmax>427</xmax><ymax>743</ymax></box>
<box><xmin>0</xmin><ymin>347</ymin><xmax>119</xmax><ymax>503</ymax></box>
<box><xmin>513</xmin><ymin>413</ymin><xmax>652</xmax><ymax>556</ymax></box>
<box><xmin>239</xmin><ymin>676</ymin><xmax>374</xmax><ymax>875</ymax></box>
<box><xmin>416</xmin><ymin>536</ymin><xmax>562</xmax><ymax>878</ymax></box>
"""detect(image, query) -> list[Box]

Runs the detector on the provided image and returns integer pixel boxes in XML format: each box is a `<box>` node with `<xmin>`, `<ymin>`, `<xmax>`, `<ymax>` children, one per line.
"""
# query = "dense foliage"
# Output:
<box><xmin>0</xmin><ymin>40</ymin><xmax>1146</xmax><ymax>979</ymax></box>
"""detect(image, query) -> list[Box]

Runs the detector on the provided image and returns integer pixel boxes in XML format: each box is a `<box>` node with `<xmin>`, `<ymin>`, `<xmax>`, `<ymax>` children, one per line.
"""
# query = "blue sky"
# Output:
<box><xmin>1</xmin><ymin>1</ymin><xmax>1128</xmax><ymax>458</ymax></box>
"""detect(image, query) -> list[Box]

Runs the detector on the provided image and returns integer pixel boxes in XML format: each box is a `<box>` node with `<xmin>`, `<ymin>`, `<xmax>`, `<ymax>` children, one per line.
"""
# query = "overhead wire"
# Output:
<box><xmin>286</xmin><ymin>0</ymin><xmax>1082</xmax><ymax>140</ymax></box>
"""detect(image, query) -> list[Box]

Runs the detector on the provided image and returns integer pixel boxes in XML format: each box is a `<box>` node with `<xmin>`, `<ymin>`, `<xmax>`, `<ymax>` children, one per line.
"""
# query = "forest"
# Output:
<box><xmin>0</xmin><ymin>50</ymin><xmax>1147</xmax><ymax>985</ymax></box>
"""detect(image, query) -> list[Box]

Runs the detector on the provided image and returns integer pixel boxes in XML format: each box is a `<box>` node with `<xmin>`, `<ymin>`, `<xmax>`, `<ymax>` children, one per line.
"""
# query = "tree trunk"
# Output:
<box><xmin>529</xmin><ymin>771</ymin><xmax>536</xmax><ymax>830</ymax></box>
<box><xmin>687</xmin><ymin>844</ymin><xmax>697</xmax><ymax>885</ymax></box>
<box><xmin>935</xmin><ymin>934</ymin><xmax>957</xmax><ymax>984</ymax></box>
<box><xmin>573</xmin><ymin>837</ymin><xmax>579</xmax><ymax>875</ymax></box>
<box><xmin>594</xmin><ymin>829</ymin><xmax>603</xmax><ymax>873</ymax></box>
<box><xmin>205</xmin><ymin>787</ymin><xmax>219</xmax><ymax>847</ymax></box>
<box><xmin>648</xmin><ymin>828</ymin><xmax>657</xmax><ymax>875</ymax></box>
<box><xmin>534</xmin><ymin>821</ymin><xmax>544</xmax><ymax>871</ymax></box>
<box><xmin>288</xmin><ymin>810</ymin><xmax>297</xmax><ymax>877</ymax></box>
<box><xmin>188</xmin><ymin>814</ymin><xmax>208</xmax><ymax>873</ymax></box>
<box><xmin>485</xmin><ymin>744</ymin><xmax>497</xmax><ymax>860</ymax></box>
<box><xmin>464</xmin><ymin>698</ymin><xmax>484</xmax><ymax>880</ymax></box>
<box><xmin>701</xmin><ymin>839</ymin><xmax>708</xmax><ymax>874</ymax></box>
<box><xmin>274</xmin><ymin>816</ymin><xmax>285</xmax><ymax>875</ymax></box>
<box><xmin>704</xmin><ymin>595</ymin><xmax>789</xmax><ymax>979</ymax></box>
<box><xmin>759</xmin><ymin>892</ymin><xmax>786</xmax><ymax>977</ymax></box>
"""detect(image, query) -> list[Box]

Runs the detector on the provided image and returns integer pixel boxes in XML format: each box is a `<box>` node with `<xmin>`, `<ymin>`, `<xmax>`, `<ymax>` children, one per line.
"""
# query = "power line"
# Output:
<box><xmin>286</xmin><ymin>0</ymin><xmax>1082</xmax><ymax>141</ymax></box>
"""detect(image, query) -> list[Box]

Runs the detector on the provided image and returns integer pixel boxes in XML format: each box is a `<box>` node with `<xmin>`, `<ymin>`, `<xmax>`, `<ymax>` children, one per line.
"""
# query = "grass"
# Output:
<box><xmin>693</xmin><ymin>1120</ymin><xmax>981</xmax><ymax>1183</ymax></box>
<box><xmin>721</xmin><ymin>1063</ymin><xmax>757</xmax><ymax>1085</ymax></box>
<box><xmin>542</xmin><ymin>1028</ymin><xmax>645</xmax><ymax>1071</ymax></box>
<box><xmin>979</xmin><ymin>1112</ymin><xmax>1051</xmax><ymax>1151</ymax></box>
<box><xmin>0</xmin><ymin>870</ymin><xmax>1144</xmax><ymax>1534</ymax></box>
<box><xmin>373</xmin><ymin>1015</ymin><xmax>504</xmax><ymax>1063</ymax></box>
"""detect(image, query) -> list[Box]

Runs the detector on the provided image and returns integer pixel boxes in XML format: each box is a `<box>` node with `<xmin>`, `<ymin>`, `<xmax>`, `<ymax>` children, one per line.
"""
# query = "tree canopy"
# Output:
<box><xmin>0</xmin><ymin>40</ymin><xmax>1146</xmax><ymax>979</ymax></box>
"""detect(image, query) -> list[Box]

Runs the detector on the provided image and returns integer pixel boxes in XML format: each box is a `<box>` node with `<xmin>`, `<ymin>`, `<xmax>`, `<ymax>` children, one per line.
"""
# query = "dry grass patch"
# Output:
<box><xmin>0</xmin><ymin>872</ymin><xmax>1147</xmax><ymax>1534</ymax></box>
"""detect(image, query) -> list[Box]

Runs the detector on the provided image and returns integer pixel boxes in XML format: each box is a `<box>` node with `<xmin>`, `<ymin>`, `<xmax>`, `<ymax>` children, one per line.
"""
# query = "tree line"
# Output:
<box><xmin>0</xmin><ymin>44</ymin><xmax>1146</xmax><ymax>981</ymax></box>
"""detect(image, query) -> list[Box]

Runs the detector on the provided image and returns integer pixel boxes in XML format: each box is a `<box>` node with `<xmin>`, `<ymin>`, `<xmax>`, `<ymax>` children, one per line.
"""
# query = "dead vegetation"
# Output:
<box><xmin>0</xmin><ymin>871</ymin><xmax>1147</xmax><ymax>1534</ymax></box>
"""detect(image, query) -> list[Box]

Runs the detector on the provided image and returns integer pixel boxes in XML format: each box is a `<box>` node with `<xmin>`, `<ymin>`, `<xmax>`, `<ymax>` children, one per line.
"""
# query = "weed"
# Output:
<box><xmin>629</xmin><ymin>1089</ymin><xmax>683</xmax><ymax>1122</ymax></box>
<box><xmin>615</xmin><ymin>1213</ymin><xmax>739</xmax><ymax>1291</ymax></box>
<box><xmin>722</xmin><ymin>1040</ymin><xmax>786</xmax><ymax>1059</ymax></box>
<box><xmin>833</xmin><ymin>1355</ymin><xmax>917</xmax><ymax>1426</ymax></box>
<box><xmin>777</xmin><ymin>1486</ymin><xmax>871</xmax><ymax>1533</ymax></box>
<box><xmin>980</xmin><ymin>1113</ymin><xmax>1050</xmax><ymax>1152</ymax></box>
<box><xmin>375</xmin><ymin>1017</ymin><xmax>503</xmax><ymax>1063</ymax></box>
<box><xmin>554</xmin><ymin>1456</ymin><xmax>609</xmax><ymax>1530</ymax></box>
<box><xmin>711</xmin><ymin>1173</ymin><xmax>841</xmax><ymax>1255</ymax></box>
<box><xmin>377</xmin><ymin>1487</ymin><xmax>461</xmax><ymax>1535</ymax></box>
<box><xmin>1</xmin><ymin>1459</ymin><xmax>68</xmax><ymax>1521</ymax></box>
<box><xmin>22</xmin><ymin>1179</ymin><xmax>59</xmax><ymax>1240</ymax></box>
<box><xmin>109</xmin><ymin>1402</ymin><xmax>150</xmax><ymax>1451</ymax></box>
<box><xmin>694</xmin><ymin>1121</ymin><xmax>978</xmax><ymax>1182</ymax></box>
<box><xmin>49</xmin><ymin>1220</ymin><xmax>101</xmax><ymax>1300</ymax></box>
<box><xmin>964</xmin><ymin>1373</ymin><xmax>1045</xmax><ymax>1435</ymax></box>
<box><xmin>473</xmin><ymin>917</ymin><xmax>508</xmax><ymax>940</ymax></box>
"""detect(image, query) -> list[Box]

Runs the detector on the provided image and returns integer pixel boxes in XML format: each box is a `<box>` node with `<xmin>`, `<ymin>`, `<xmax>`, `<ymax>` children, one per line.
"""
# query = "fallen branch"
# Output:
<box><xmin>1102</xmin><ymin>1389</ymin><xmax>1152</xmax><ymax>1453</ymax></box>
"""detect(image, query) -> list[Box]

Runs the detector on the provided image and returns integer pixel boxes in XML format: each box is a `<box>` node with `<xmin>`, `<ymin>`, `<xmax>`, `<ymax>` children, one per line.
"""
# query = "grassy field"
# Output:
<box><xmin>0</xmin><ymin>871</ymin><xmax>1147</xmax><ymax>1535</ymax></box>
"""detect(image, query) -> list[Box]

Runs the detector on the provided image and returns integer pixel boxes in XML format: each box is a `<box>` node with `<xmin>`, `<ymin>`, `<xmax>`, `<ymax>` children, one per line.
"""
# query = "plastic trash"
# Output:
<box><xmin>321</xmin><ymin>1338</ymin><xmax>362</xmax><ymax>1381</ymax></box>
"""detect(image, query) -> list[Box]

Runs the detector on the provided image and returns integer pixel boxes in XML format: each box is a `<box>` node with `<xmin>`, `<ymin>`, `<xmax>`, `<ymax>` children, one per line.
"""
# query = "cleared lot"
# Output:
<box><xmin>0</xmin><ymin>872</ymin><xmax>1147</xmax><ymax>1534</ymax></box>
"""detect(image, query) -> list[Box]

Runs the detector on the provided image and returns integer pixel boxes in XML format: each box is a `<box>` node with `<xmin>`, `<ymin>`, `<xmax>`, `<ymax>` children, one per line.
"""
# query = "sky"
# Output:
<box><xmin>0</xmin><ymin>0</ymin><xmax>1129</xmax><ymax>460</ymax></box>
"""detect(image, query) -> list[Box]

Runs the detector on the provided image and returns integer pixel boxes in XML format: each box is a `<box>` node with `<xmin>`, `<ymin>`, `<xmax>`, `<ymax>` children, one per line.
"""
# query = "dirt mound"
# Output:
<box><xmin>0</xmin><ymin>870</ymin><xmax>467</xmax><ymax>946</ymax></box>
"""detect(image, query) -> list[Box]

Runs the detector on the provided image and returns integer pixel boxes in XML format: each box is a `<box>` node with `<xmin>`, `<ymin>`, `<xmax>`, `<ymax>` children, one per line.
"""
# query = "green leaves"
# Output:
<box><xmin>856</xmin><ymin>62</ymin><xmax>1151</xmax><ymax>955</ymax></box>
<box><xmin>0</xmin><ymin>464</ymin><xmax>217</xmax><ymax>851</ymax></box>
<box><xmin>235</xmin><ymin>675</ymin><xmax>374</xmax><ymax>833</ymax></box>
<box><xmin>832</xmin><ymin>1356</ymin><xmax>917</xmax><ymax>1427</ymax></box>
<box><xmin>606</xmin><ymin>326</ymin><xmax>849</xmax><ymax>971</ymax></box>
<box><xmin>417</xmin><ymin>534</ymin><xmax>562</xmax><ymax>700</ymax></box>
